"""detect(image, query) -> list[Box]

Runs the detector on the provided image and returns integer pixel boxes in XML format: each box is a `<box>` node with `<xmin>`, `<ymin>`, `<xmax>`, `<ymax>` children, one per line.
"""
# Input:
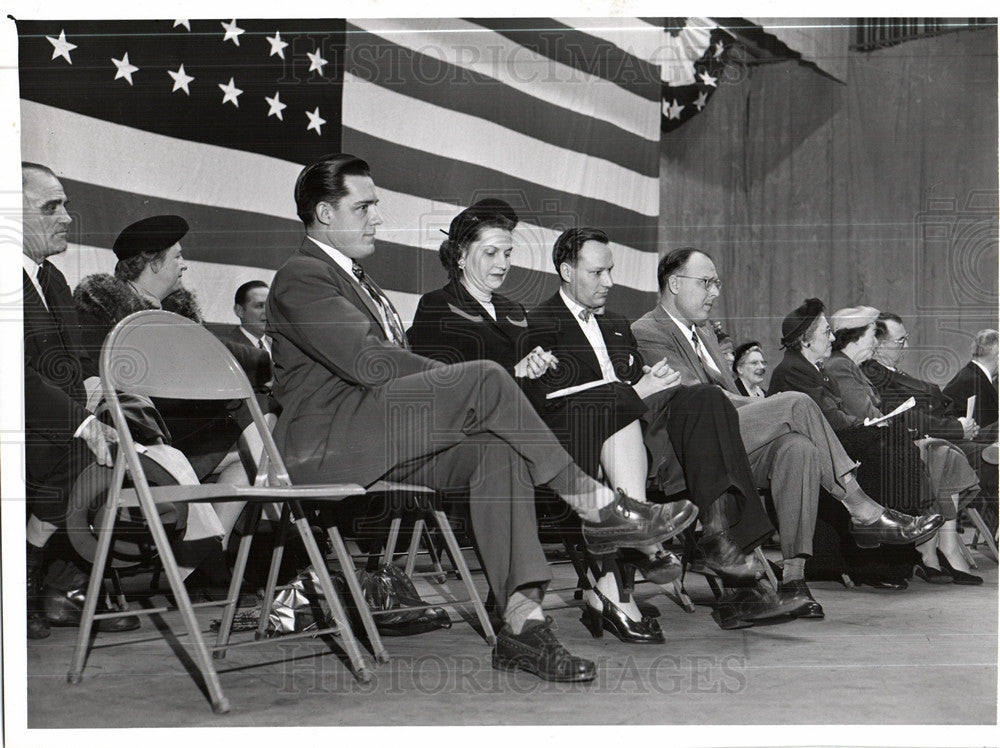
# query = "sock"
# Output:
<box><xmin>26</xmin><ymin>515</ymin><xmax>58</xmax><ymax>549</ymax></box>
<box><xmin>700</xmin><ymin>498</ymin><xmax>728</xmax><ymax>536</ymax></box>
<box><xmin>504</xmin><ymin>590</ymin><xmax>546</xmax><ymax>634</ymax></box>
<box><xmin>546</xmin><ymin>464</ymin><xmax>614</xmax><ymax>522</ymax></box>
<box><xmin>782</xmin><ymin>557</ymin><xmax>806</xmax><ymax>583</ymax></box>
<box><xmin>839</xmin><ymin>484</ymin><xmax>884</xmax><ymax>525</ymax></box>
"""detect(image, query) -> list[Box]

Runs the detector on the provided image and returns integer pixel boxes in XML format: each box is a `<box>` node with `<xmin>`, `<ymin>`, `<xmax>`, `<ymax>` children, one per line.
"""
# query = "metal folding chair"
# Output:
<box><xmin>67</xmin><ymin>310</ymin><xmax>372</xmax><ymax>714</ymax></box>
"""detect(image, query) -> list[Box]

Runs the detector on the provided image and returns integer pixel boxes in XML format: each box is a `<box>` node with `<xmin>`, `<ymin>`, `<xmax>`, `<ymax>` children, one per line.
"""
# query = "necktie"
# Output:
<box><xmin>352</xmin><ymin>262</ymin><xmax>409</xmax><ymax>348</ymax></box>
<box><xmin>690</xmin><ymin>328</ymin><xmax>722</xmax><ymax>381</ymax></box>
<box><xmin>258</xmin><ymin>339</ymin><xmax>266</xmax><ymax>350</ymax></box>
<box><xmin>35</xmin><ymin>260</ymin><xmax>54</xmax><ymax>308</ymax></box>
<box><xmin>578</xmin><ymin>307</ymin><xmax>604</xmax><ymax>323</ymax></box>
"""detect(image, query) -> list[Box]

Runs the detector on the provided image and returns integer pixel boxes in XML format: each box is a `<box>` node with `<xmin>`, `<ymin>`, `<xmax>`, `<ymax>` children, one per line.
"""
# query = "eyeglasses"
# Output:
<box><xmin>889</xmin><ymin>335</ymin><xmax>909</xmax><ymax>346</ymax></box>
<box><xmin>674</xmin><ymin>275</ymin><xmax>723</xmax><ymax>291</ymax></box>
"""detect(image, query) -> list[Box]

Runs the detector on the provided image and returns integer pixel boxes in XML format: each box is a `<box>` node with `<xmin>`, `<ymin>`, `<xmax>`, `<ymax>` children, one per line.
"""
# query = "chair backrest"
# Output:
<box><xmin>101</xmin><ymin>310</ymin><xmax>254</xmax><ymax>399</ymax></box>
<box><xmin>101</xmin><ymin>310</ymin><xmax>293</xmax><ymax>485</ymax></box>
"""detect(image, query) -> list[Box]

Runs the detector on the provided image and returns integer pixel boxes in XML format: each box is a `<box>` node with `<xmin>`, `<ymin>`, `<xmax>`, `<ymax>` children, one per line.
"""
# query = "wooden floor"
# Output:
<box><xmin>21</xmin><ymin>533</ymin><xmax>999</xmax><ymax>733</ymax></box>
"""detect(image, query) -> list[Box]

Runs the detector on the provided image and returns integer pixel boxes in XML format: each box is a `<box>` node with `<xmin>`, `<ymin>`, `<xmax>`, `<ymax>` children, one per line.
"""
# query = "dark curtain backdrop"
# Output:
<box><xmin>659</xmin><ymin>28</ymin><xmax>998</xmax><ymax>388</ymax></box>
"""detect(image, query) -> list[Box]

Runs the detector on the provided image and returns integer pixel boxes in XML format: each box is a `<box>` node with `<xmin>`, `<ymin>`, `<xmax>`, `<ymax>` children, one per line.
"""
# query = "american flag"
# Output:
<box><xmin>659</xmin><ymin>18</ymin><xmax>736</xmax><ymax>133</ymax></box>
<box><xmin>18</xmin><ymin>18</ymin><xmax>674</xmax><ymax>322</ymax></box>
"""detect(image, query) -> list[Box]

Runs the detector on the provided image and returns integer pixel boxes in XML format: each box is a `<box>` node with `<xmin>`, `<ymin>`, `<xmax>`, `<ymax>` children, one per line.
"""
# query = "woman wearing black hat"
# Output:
<box><xmin>74</xmin><ymin>215</ymin><xmax>275</xmax><ymax>484</ymax></box>
<box><xmin>732</xmin><ymin>341</ymin><xmax>768</xmax><ymax>398</ymax></box>
<box><xmin>408</xmin><ymin>200</ymin><xmax>680</xmax><ymax>643</ymax></box>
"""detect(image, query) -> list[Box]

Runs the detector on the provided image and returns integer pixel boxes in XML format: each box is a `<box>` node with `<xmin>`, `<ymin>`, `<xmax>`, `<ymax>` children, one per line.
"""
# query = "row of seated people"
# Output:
<box><xmin>23</xmin><ymin>155</ymin><xmax>984</xmax><ymax>685</ymax></box>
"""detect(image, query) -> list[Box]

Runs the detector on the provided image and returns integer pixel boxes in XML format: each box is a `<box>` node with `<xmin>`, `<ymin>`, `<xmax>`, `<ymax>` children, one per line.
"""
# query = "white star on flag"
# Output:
<box><xmin>306</xmin><ymin>107</ymin><xmax>326</xmax><ymax>134</ymax></box>
<box><xmin>307</xmin><ymin>49</ymin><xmax>328</xmax><ymax>75</ymax></box>
<box><xmin>714</xmin><ymin>40</ymin><xmax>725</xmax><ymax>58</ymax></box>
<box><xmin>112</xmin><ymin>52</ymin><xmax>139</xmax><ymax>85</ymax></box>
<box><xmin>266</xmin><ymin>31</ymin><xmax>289</xmax><ymax>60</ymax></box>
<box><xmin>693</xmin><ymin>91</ymin><xmax>709</xmax><ymax>110</ymax></box>
<box><xmin>46</xmin><ymin>30</ymin><xmax>77</xmax><ymax>64</ymax></box>
<box><xmin>221</xmin><ymin>19</ymin><xmax>245</xmax><ymax>46</ymax></box>
<box><xmin>664</xmin><ymin>98</ymin><xmax>684</xmax><ymax>120</ymax></box>
<box><xmin>698</xmin><ymin>70</ymin><xmax>718</xmax><ymax>87</ymax></box>
<box><xmin>218</xmin><ymin>77</ymin><xmax>243</xmax><ymax>107</ymax></box>
<box><xmin>265</xmin><ymin>91</ymin><xmax>287</xmax><ymax>120</ymax></box>
<box><xmin>173</xmin><ymin>20</ymin><xmax>191</xmax><ymax>31</ymax></box>
<box><xmin>168</xmin><ymin>64</ymin><xmax>194</xmax><ymax>94</ymax></box>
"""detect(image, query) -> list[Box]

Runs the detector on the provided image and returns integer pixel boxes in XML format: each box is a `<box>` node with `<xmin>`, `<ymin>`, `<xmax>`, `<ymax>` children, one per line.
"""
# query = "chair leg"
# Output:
<box><xmin>68</xmin><ymin>467</ymin><xmax>123</xmax><ymax>686</ymax></box>
<box><xmin>432</xmin><ymin>510</ymin><xmax>495</xmax><ymax>645</ymax></box>
<box><xmin>419</xmin><ymin>525</ymin><xmax>449</xmax><ymax>583</ymax></box>
<box><xmin>957</xmin><ymin>533</ymin><xmax>978</xmax><ymax>569</ymax></box>
<box><xmin>108</xmin><ymin>567</ymin><xmax>128</xmax><ymax>610</ymax></box>
<box><xmin>256</xmin><ymin>504</ymin><xmax>291</xmax><ymax>641</ymax></box>
<box><xmin>967</xmin><ymin>508</ymin><xmax>999</xmax><ymax>563</ymax></box>
<box><xmin>289</xmin><ymin>505</ymin><xmax>372</xmax><ymax>682</ymax></box>
<box><xmin>142</xmin><ymin>502</ymin><xmax>231</xmax><ymax>713</ymax></box>
<box><xmin>672</xmin><ymin>580</ymin><xmax>696</xmax><ymax>613</ymax></box>
<box><xmin>214</xmin><ymin>504</ymin><xmax>262</xmax><ymax>657</ymax></box>
<box><xmin>381</xmin><ymin>517</ymin><xmax>402</xmax><ymax>567</ymax></box>
<box><xmin>756</xmin><ymin>547</ymin><xmax>779</xmax><ymax>589</ymax></box>
<box><xmin>403</xmin><ymin>519</ymin><xmax>424</xmax><ymax>577</ymax></box>
<box><xmin>327</xmin><ymin>525</ymin><xmax>389</xmax><ymax>664</ymax></box>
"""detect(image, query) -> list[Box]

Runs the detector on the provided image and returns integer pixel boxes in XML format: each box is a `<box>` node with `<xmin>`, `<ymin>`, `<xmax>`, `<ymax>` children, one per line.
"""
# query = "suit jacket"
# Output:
<box><xmin>407</xmin><ymin>280</ymin><xmax>530</xmax><ymax>374</ymax></box>
<box><xmin>267</xmin><ymin>240</ymin><xmax>443</xmax><ymax>484</ymax></box>
<box><xmin>631</xmin><ymin>304</ymin><xmax>742</xmax><ymax>394</ymax></box>
<box><xmin>862</xmin><ymin>359</ymin><xmax>965</xmax><ymax>441</ymax></box>
<box><xmin>23</xmin><ymin>266</ymin><xmax>92</xmax><ymax>482</ymax></box>
<box><xmin>522</xmin><ymin>293</ymin><xmax>645</xmax><ymax>412</ymax></box>
<box><xmin>219</xmin><ymin>325</ymin><xmax>274</xmax><ymax>391</ymax></box>
<box><xmin>768</xmin><ymin>349</ymin><xmax>862</xmax><ymax>432</ymax></box>
<box><xmin>822</xmin><ymin>352</ymin><xmax>883</xmax><ymax>423</ymax></box>
<box><xmin>944</xmin><ymin>361</ymin><xmax>998</xmax><ymax>428</ymax></box>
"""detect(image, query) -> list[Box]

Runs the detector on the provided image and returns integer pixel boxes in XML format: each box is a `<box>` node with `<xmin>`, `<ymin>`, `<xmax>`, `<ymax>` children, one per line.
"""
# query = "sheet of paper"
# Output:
<box><xmin>966</xmin><ymin>395</ymin><xmax>977</xmax><ymax>420</ymax></box>
<box><xmin>545</xmin><ymin>378</ymin><xmax>617</xmax><ymax>400</ymax></box>
<box><xmin>864</xmin><ymin>396</ymin><xmax>915</xmax><ymax>427</ymax></box>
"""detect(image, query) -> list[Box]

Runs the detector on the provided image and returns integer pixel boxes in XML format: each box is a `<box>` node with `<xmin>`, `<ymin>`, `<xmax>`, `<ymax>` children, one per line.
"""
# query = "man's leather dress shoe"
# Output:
<box><xmin>492</xmin><ymin>616</ymin><xmax>596</xmax><ymax>682</ymax></box>
<box><xmin>690</xmin><ymin>532</ymin><xmax>762</xmax><ymax>581</ymax></box>
<box><xmin>44</xmin><ymin>586</ymin><xmax>141</xmax><ymax>632</ymax></box>
<box><xmin>858</xmin><ymin>577</ymin><xmax>908</xmax><ymax>590</ymax></box>
<box><xmin>581</xmin><ymin>492</ymin><xmax>697</xmax><ymax>555</ymax></box>
<box><xmin>712</xmin><ymin>583</ymin><xmax>807</xmax><ymax>629</ymax></box>
<box><xmin>27</xmin><ymin>544</ymin><xmax>50</xmax><ymax>640</ymax></box>
<box><xmin>632</xmin><ymin>549</ymin><xmax>683</xmax><ymax>585</ymax></box>
<box><xmin>850</xmin><ymin>508</ymin><xmax>944</xmax><ymax>549</ymax></box>
<box><xmin>777</xmin><ymin>579</ymin><xmax>824</xmax><ymax>619</ymax></box>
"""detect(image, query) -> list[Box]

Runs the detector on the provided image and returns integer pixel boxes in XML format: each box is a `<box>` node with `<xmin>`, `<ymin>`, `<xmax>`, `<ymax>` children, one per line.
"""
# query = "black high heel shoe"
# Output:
<box><xmin>913</xmin><ymin>559</ymin><xmax>953</xmax><ymax>584</ymax></box>
<box><xmin>937</xmin><ymin>550</ymin><xmax>983</xmax><ymax>585</ymax></box>
<box><xmin>580</xmin><ymin>587</ymin><xmax>665</xmax><ymax>644</ymax></box>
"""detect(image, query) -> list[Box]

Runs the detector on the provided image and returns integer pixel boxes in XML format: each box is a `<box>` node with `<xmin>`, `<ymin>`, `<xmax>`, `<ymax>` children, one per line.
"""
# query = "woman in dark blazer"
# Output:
<box><xmin>409</xmin><ymin>199</ymin><xmax>677</xmax><ymax>644</ymax></box>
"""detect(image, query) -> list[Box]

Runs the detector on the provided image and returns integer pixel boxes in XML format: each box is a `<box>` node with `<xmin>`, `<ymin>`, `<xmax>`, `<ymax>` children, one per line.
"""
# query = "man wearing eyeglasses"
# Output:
<box><xmin>863</xmin><ymin>311</ymin><xmax>996</xmax><ymax>499</ymax></box>
<box><xmin>632</xmin><ymin>248</ymin><xmax>939</xmax><ymax>613</ymax></box>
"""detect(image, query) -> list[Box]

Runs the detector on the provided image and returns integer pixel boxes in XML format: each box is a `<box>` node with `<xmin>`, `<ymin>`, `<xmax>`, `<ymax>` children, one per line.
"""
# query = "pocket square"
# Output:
<box><xmin>613</xmin><ymin>331</ymin><xmax>623</xmax><ymax>336</ymax></box>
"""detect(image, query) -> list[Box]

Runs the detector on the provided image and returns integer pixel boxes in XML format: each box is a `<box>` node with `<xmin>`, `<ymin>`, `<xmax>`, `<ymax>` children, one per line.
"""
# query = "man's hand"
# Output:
<box><xmin>78</xmin><ymin>419</ymin><xmax>117</xmax><ymax>467</ymax></box>
<box><xmin>633</xmin><ymin>357</ymin><xmax>682</xmax><ymax>399</ymax></box>
<box><xmin>958</xmin><ymin>416</ymin><xmax>980</xmax><ymax>440</ymax></box>
<box><xmin>514</xmin><ymin>346</ymin><xmax>559</xmax><ymax>380</ymax></box>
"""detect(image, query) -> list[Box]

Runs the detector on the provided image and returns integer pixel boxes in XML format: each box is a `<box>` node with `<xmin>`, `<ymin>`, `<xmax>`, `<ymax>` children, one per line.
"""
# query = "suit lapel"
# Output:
<box><xmin>549</xmin><ymin>296</ymin><xmax>603</xmax><ymax>380</ymax></box>
<box><xmin>696</xmin><ymin>325</ymin><xmax>739</xmax><ymax>392</ymax></box>
<box><xmin>299</xmin><ymin>240</ymin><xmax>386</xmax><ymax>337</ymax></box>
<box><xmin>653</xmin><ymin>306</ymin><xmax>712</xmax><ymax>386</ymax></box>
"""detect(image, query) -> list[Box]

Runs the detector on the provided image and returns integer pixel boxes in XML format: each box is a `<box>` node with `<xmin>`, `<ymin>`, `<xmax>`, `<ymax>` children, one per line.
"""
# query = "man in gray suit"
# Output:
<box><xmin>266</xmin><ymin>154</ymin><xmax>693</xmax><ymax>682</ymax></box>
<box><xmin>632</xmin><ymin>248</ymin><xmax>942</xmax><ymax>614</ymax></box>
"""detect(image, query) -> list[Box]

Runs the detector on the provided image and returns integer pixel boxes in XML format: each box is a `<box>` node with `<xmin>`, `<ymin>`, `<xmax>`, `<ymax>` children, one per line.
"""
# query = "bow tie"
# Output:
<box><xmin>578</xmin><ymin>307</ymin><xmax>605</xmax><ymax>322</ymax></box>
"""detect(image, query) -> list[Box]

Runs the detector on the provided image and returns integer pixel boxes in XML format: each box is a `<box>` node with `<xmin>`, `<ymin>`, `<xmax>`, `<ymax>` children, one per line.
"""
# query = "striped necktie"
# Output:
<box><xmin>351</xmin><ymin>261</ymin><xmax>409</xmax><ymax>348</ymax></box>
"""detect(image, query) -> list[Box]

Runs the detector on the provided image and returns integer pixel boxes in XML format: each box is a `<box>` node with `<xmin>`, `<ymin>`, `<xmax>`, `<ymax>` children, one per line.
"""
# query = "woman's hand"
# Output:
<box><xmin>515</xmin><ymin>346</ymin><xmax>559</xmax><ymax>379</ymax></box>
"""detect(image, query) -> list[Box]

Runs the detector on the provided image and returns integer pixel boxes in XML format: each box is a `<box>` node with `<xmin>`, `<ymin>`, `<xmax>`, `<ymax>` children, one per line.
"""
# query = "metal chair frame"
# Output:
<box><xmin>67</xmin><ymin>310</ymin><xmax>373</xmax><ymax>714</ymax></box>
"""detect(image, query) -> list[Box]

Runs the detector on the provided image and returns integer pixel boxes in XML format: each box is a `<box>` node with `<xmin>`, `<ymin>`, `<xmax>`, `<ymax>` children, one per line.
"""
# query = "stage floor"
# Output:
<box><xmin>24</xmin><ymin>536</ymin><xmax>998</xmax><ymax>729</ymax></box>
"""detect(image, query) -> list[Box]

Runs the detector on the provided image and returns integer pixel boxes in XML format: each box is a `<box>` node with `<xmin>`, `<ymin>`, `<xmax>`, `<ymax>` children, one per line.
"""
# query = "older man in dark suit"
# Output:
<box><xmin>22</xmin><ymin>162</ymin><xmax>138</xmax><ymax>638</ymax></box>
<box><xmin>266</xmin><ymin>154</ymin><xmax>690</xmax><ymax>682</ymax></box>
<box><xmin>944</xmin><ymin>329</ymin><xmax>999</xmax><ymax>431</ymax></box>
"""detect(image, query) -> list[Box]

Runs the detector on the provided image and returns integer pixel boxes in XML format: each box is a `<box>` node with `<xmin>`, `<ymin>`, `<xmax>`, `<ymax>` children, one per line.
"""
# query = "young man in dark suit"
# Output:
<box><xmin>22</xmin><ymin>162</ymin><xmax>139</xmax><ymax>638</ymax></box>
<box><xmin>225</xmin><ymin>280</ymin><xmax>271</xmax><ymax>355</ymax></box>
<box><xmin>266</xmin><ymin>154</ymin><xmax>692</xmax><ymax>682</ymax></box>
